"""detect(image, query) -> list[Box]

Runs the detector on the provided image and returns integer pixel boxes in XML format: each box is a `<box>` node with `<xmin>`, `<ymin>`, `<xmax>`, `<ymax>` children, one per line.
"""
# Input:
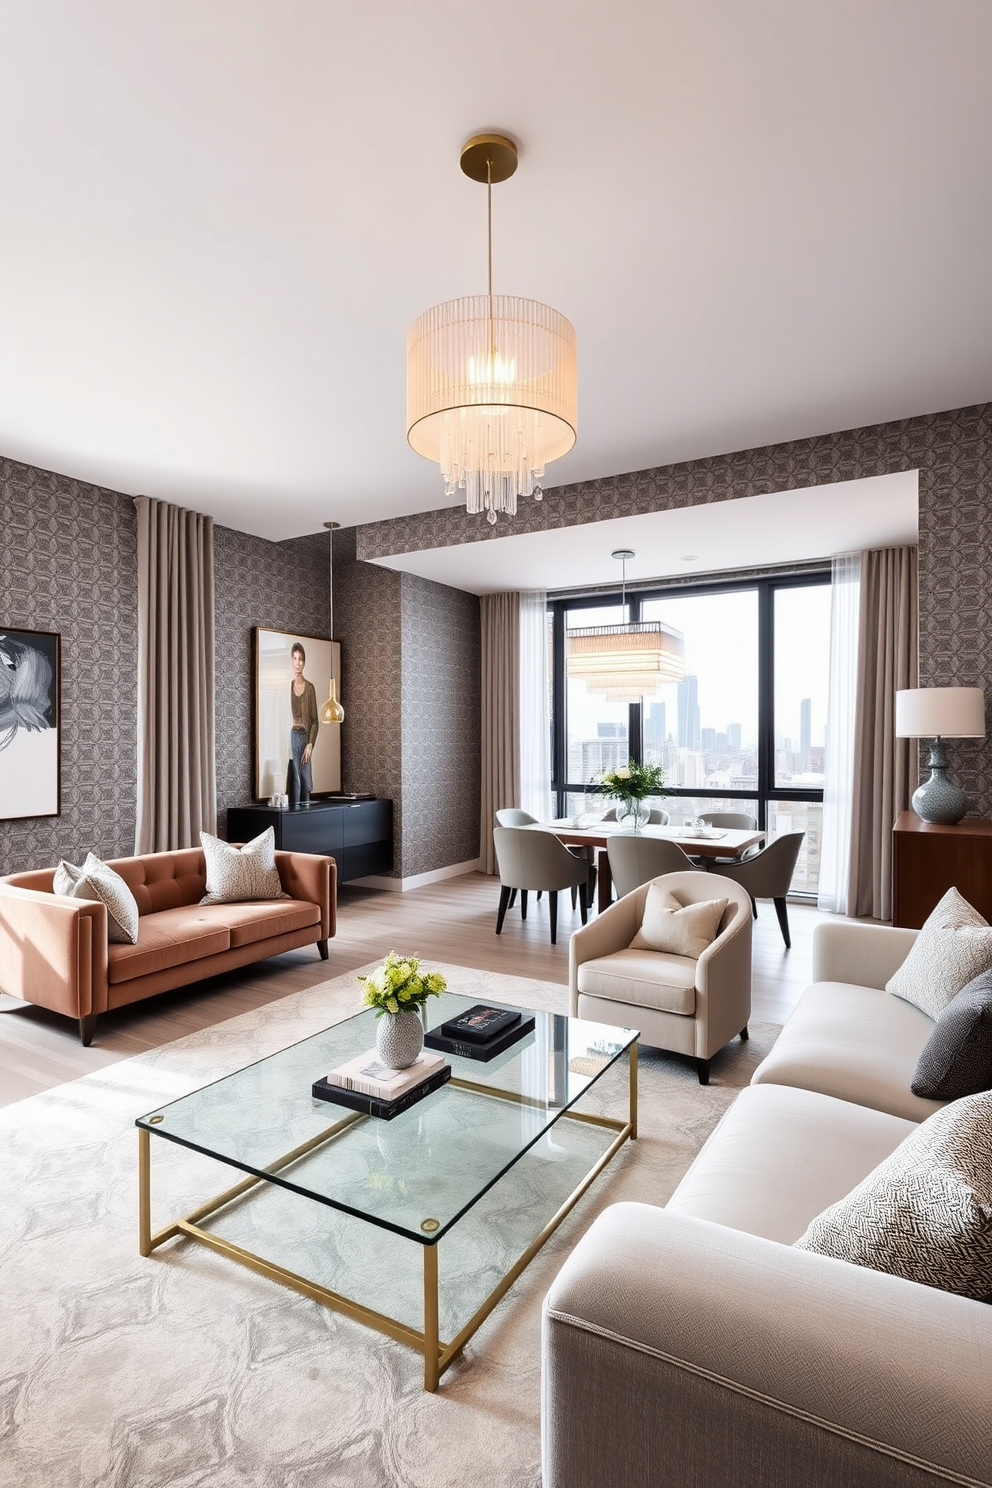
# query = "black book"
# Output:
<box><xmin>439</xmin><ymin>1004</ymin><xmax>523</xmax><ymax>1044</ymax></box>
<box><xmin>425</xmin><ymin>1014</ymin><xmax>536</xmax><ymax>1063</ymax></box>
<box><xmin>312</xmin><ymin>1062</ymin><xmax>451</xmax><ymax>1120</ymax></box>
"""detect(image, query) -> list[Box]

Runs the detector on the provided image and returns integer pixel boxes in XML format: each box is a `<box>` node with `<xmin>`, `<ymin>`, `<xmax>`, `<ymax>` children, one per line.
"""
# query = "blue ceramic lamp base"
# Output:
<box><xmin>912</xmin><ymin>739</ymin><xmax>967</xmax><ymax>825</ymax></box>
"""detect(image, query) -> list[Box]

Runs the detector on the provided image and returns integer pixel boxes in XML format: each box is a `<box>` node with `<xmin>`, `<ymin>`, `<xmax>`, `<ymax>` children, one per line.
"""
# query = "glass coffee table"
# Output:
<box><xmin>136</xmin><ymin>993</ymin><xmax>638</xmax><ymax>1390</ymax></box>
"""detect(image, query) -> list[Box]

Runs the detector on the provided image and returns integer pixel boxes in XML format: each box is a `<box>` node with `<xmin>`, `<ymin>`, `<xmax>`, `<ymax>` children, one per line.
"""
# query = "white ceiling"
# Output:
<box><xmin>371</xmin><ymin>470</ymin><xmax>920</xmax><ymax>594</ymax></box>
<box><xmin>0</xmin><ymin>2</ymin><xmax>987</xmax><ymax>569</ymax></box>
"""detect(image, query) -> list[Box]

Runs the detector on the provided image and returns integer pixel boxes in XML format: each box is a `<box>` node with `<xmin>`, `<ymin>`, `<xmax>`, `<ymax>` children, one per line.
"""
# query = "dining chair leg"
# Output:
<box><xmin>549</xmin><ymin>891</ymin><xmax>559</xmax><ymax>944</ymax></box>
<box><xmin>578</xmin><ymin>883</ymin><xmax>588</xmax><ymax>925</ymax></box>
<box><xmin>508</xmin><ymin>888</ymin><xmax>518</xmax><ymax>909</ymax></box>
<box><xmin>570</xmin><ymin>885</ymin><xmax>577</xmax><ymax>909</ymax></box>
<box><xmin>495</xmin><ymin>884</ymin><xmax>512</xmax><ymax>935</ymax></box>
<box><xmin>520</xmin><ymin>889</ymin><xmax>529</xmax><ymax>921</ymax></box>
<box><xmin>773</xmin><ymin>897</ymin><xmax>792</xmax><ymax>950</ymax></box>
<box><xmin>750</xmin><ymin>896</ymin><xmax>758</xmax><ymax>919</ymax></box>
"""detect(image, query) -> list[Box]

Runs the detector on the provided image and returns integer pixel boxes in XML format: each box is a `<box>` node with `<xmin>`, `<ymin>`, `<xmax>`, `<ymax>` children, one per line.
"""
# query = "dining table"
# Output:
<box><xmin>532</xmin><ymin>820</ymin><xmax>766</xmax><ymax>914</ymax></box>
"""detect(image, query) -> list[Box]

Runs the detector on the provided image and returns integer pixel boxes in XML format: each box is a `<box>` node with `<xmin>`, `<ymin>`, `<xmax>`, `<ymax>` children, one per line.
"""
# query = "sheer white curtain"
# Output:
<box><xmin>818</xmin><ymin>552</ymin><xmax>861</xmax><ymax>914</ymax></box>
<box><xmin>518</xmin><ymin>590</ymin><xmax>552</xmax><ymax>821</ymax></box>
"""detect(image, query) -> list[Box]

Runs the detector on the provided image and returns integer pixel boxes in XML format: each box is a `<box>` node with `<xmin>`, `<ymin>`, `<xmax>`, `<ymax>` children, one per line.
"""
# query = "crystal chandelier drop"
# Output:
<box><xmin>566</xmin><ymin>551</ymin><xmax>686</xmax><ymax>702</ymax></box>
<box><xmin>407</xmin><ymin>134</ymin><xmax>577</xmax><ymax>525</ymax></box>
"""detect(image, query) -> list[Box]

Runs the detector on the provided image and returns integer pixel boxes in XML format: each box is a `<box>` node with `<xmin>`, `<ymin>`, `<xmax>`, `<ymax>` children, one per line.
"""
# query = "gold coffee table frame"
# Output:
<box><xmin>138</xmin><ymin>1045</ymin><xmax>637</xmax><ymax>1392</ymax></box>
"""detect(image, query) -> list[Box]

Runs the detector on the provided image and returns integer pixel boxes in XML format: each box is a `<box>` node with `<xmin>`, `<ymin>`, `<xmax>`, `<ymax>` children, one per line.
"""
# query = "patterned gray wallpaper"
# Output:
<box><xmin>400</xmin><ymin>571</ymin><xmax>480</xmax><ymax>875</ymax></box>
<box><xmin>0</xmin><ymin>460</ymin><xmax>138</xmax><ymax>875</ymax></box>
<box><xmin>358</xmin><ymin>402</ymin><xmax>992</xmax><ymax>818</ymax></box>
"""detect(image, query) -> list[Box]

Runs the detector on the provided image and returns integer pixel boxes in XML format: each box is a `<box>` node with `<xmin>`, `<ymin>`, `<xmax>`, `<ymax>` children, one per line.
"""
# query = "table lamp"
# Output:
<box><xmin>895</xmin><ymin>686</ymin><xmax>986</xmax><ymax>824</ymax></box>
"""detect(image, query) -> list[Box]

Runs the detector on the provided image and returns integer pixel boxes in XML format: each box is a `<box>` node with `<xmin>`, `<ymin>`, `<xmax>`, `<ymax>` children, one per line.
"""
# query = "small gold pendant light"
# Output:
<box><xmin>321</xmin><ymin>521</ymin><xmax>344</xmax><ymax>723</ymax></box>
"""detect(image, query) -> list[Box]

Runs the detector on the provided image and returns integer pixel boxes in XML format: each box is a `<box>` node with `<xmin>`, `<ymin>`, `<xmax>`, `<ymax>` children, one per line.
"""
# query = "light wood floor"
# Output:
<box><xmin>0</xmin><ymin>871</ymin><xmax>825</xmax><ymax>1108</ymax></box>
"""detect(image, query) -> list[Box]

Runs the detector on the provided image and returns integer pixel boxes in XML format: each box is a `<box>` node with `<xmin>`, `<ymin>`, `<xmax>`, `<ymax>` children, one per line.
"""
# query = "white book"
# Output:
<box><xmin>323</xmin><ymin>1048</ymin><xmax>446</xmax><ymax>1101</ymax></box>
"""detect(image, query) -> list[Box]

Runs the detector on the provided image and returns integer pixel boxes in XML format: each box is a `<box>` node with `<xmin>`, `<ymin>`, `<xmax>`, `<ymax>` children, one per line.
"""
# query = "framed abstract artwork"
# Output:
<box><xmin>0</xmin><ymin>627</ymin><xmax>61</xmax><ymax>820</ymax></box>
<box><xmin>253</xmin><ymin>627</ymin><xmax>342</xmax><ymax>801</ymax></box>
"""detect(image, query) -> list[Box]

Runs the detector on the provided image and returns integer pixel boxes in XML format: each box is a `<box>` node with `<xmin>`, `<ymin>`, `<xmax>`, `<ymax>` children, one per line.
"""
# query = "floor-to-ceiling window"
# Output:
<box><xmin>549</xmin><ymin>571</ymin><xmax>829</xmax><ymax>896</ymax></box>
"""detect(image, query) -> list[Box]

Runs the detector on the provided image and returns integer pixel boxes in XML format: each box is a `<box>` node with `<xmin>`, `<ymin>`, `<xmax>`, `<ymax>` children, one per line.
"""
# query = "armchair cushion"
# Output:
<box><xmin>794</xmin><ymin>1090</ymin><xmax>992</xmax><ymax>1299</ymax></box>
<box><xmin>885</xmin><ymin>886</ymin><xmax>992</xmax><ymax>1019</ymax></box>
<box><xmin>630</xmin><ymin>883</ymin><xmax>728</xmax><ymax>957</ymax></box>
<box><xmin>54</xmin><ymin>853</ymin><xmax>139</xmax><ymax>944</ymax></box>
<box><xmin>577</xmin><ymin>949</ymin><xmax>697</xmax><ymax>1015</ymax></box>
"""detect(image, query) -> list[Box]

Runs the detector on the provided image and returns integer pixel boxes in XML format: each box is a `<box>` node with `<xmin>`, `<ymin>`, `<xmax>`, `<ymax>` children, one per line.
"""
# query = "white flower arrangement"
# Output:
<box><xmin>358</xmin><ymin>952</ymin><xmax>447</xmax><ymax>1018</ymax></box>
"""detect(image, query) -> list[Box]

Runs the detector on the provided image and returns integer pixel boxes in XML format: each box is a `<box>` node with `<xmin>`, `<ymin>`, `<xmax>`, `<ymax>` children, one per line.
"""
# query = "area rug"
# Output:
<box><xmin>1</xmin><ymin>964</ymin><xmax>779</xmax><ymax>1488</ymax></box>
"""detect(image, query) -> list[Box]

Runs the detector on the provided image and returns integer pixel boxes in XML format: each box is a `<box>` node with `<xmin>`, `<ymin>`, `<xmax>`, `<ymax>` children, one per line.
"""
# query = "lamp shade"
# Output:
<box><xmin>895</xmin><ymin>687</ymin><xmax>986</xmax><ymax>739</ymax></box>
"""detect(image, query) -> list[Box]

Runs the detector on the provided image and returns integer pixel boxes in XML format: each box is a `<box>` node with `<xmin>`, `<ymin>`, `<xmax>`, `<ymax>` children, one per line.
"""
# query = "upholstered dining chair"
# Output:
<box><xmin>569</xmin><ymin>871</ymin><xmax>753</xmax><ymax>1084</ymax></box>
<box><xmin>493</xmin><ymin>825</ymin><xmax>589</xmax><ymax>945</ymax></box>
<box><xmin>699</xmin><ymin>810</ymin><xmax>761</xmax><ymax>865</ymax></box>
<box><xmin>599</xmin><ymin>806</ymin><xmax>670</xmax><ymax>825</ymax></box>
<box><xmin>714</xmin><ymin>832</ymin><xmax>805</xmax><ymax>949</ymax></box>
<box><xmin>494</xmin><ymin>807</ymin><xmax>595</xmax><ymax>905</ymax></box>
<box><xmin>495</xmin><ymin>808</ymin><xmax>537</xmax><ymax>826</ymax></box>
<box><xmin>607</xmin><ymin>835</ymin><xmax>697</xmax><ymax>899</ymax></box>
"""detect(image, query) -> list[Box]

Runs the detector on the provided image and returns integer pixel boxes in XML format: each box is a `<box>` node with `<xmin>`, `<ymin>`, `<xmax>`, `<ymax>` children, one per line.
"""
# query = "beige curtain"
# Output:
<box><xmin>847</xmin><ymin>546</ymin><xmax>918</xmax><ymax>920</ymax></box>
<box><xmin>134</xmin><ymin>496</ymin><xmax>216</xmax><ymax>853</ymax></box>
<box><xmin>479</xmin><ymin>592</ymin><xmax>520</xmax><ymax>874</ymax></box>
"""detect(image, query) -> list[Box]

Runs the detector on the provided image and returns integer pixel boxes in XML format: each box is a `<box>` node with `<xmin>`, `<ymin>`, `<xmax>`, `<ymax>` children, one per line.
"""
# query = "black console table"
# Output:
<box><xmin>227</xmin><ymin>799</ymin><xmax>393</xmax><ymax>883</ymax></box>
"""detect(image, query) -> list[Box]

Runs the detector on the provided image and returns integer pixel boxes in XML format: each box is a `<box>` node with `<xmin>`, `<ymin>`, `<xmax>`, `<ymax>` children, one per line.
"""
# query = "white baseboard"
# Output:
<box><xmin>348</xmin><ymin>858</ymin><xmax>483</xmax><ymax>892</ymax></box>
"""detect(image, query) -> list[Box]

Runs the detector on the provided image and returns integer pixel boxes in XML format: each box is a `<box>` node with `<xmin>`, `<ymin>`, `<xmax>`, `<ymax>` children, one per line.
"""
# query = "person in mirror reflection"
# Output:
<box><xmin>290</xmin><ymin>642</ymin><xmax>319</xmax><ymax>803</ymax></box>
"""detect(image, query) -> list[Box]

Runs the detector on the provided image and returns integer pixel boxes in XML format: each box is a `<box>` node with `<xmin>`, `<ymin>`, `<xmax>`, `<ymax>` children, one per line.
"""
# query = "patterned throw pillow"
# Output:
<box><xmin>886</xmin><ymin>887</ymin><xmax>992</xmax><ymax>1020</ymax></box>
<box><xmin>200</xmin><ymin>828</ymin><xmax>284</xmax><ymax>905</ymax></box>
<box><xmin>53</xmin><ymin>852</ymin><xmax>140</xmax><ymax>944</ymax></box>
<box><xmin>912</xmin><ymin>970</ymin><xmax>992</xmax><ymax>1100</ymax></box>
<box><xmin>794</xmin><ymin>1090</ymin><xmax>992</xmax><ymax>1299</ymax></box>
<box><xmin>630</xmin><ymin>883</ymin><xmax>728</xmax><ymax>958</ymax></box>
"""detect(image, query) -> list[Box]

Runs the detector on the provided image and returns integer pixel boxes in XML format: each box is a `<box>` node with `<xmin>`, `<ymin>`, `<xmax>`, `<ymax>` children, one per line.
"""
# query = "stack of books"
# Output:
<box><xmin>425</xmin><ymin>1004</ymin><xmax>535</xmax><ymax>1062</ymax></box>
<box><xmin>312</xmin><ymin>1049</ymin><xmax>450</xmax><ymax>1120</ymax></box>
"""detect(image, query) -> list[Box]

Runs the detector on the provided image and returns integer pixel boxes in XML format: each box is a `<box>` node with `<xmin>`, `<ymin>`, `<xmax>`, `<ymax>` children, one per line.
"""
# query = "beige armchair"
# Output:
<box><xmin>569</xmin><ymin>871</ymin><xmax>753</xmax><ymax>1083</ymax></box>
<box><xmin>493</xmin><ymin>826</ymin><xmax>589</xmax><ymax>945</ymax></box>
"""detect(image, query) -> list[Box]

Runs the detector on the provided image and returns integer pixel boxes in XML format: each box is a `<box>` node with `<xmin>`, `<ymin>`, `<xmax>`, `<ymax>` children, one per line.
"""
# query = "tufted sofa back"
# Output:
<box><xmin>3</xmin><ymin>849</ymin><xmax>208</xmax><ymax>916</ymax></box>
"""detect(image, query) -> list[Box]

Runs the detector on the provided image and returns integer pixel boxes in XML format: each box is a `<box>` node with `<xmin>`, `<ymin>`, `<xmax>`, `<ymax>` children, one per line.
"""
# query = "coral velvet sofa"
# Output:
<box><xmin>0</xmin><ymin>846</ymin><xmax>335</xmax><ymax>1045</ymax></box>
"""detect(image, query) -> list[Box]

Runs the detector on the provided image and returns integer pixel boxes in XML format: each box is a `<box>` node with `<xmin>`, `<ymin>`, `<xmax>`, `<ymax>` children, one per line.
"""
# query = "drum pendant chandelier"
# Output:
<box><xmin>406</xmin><ymin>133</ymin><xmax>578</xmax><ymax>525</ymax></box>
<box><xmin>566</xmin><ymin>550</ymin><xmax>686</xmax><ymax>702</ymax></box>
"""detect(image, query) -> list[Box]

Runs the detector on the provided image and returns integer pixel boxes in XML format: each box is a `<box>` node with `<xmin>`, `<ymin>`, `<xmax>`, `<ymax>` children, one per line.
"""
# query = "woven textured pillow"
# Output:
<box><xmin>912</xmin><ymin>970</ymin><xmax>992</xmax><ymax>1100</ymax></box>
<box><xmin>200</xmin><ymin>828</ymin><xmax>284</xmax><ymax>905</ymax></box>
<box><xmin>53</xmin><ymin>852</ymin><xmax>139</xmax><ymax>944</ymax></box>
<box><xmin>630</xmin><ymin>883</ymin><xmax>728</xmax><ymax>958</ymax></box>
<box><xmin>886</xmin><ymin>886</ymin><xmax>992</xmax><ymax>1020</ymax></box>
<box><xmin>794</xmin><ymin>1090</ymin><xmax>992</xmax><ymax>1298</ymax></box>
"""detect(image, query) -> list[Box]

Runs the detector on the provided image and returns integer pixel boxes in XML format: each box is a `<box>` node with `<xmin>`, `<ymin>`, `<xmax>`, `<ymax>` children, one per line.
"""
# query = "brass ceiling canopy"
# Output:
<box><xmin>459</xmin><ymin>133</ymin><xmax>519</xmax><ymax>184</ymax></box>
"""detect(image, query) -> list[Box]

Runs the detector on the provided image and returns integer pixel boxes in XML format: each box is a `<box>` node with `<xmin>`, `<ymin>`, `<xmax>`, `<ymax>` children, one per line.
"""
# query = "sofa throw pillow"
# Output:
<box><xmin>200</xmin><ymin>828</ymin><xmax>284</xmax><ymax>905</ymax></box>
<box><xmin>794</xmin><ymin>1090</ymin><xmax>992</xmax><ymax>1299</ymax></box>
<box><xmin>885</xmin><ymin>886</ymin><xmax>992</xmax><ymax>1020</ymax></box>
<box><xmin>53</xmin><ymin>852</ymin><xmax>140</xmax><ymax>944</ymax></box>
<box><xmin>912</xmin><ymin>970</ymin><xmax>992</xmax><ymax>1100</ymax></box>
<box><xmin>630</xmin><ymin>883</ymin><xmax>728</xmax><ymax>958</ymax></box>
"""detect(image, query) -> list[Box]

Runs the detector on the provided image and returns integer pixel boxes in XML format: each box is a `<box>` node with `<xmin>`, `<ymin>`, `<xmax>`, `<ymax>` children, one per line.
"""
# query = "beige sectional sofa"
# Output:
<box><xmin>0</xmin><ymin>846</ymin><xmax>335</xmax><ymax>1045</ymax></box>
<box><xmin>542</xmin><ymin>918</ymin><xmax>992</xmax><ymax>1488</ymax></box>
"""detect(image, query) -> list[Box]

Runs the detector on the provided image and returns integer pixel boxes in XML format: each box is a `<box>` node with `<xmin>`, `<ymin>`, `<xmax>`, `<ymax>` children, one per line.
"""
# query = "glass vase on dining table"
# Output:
<box><xmin>618</xmin><ymin>797</ymin><xmax>651</xmax><ymax>832</ymax></box>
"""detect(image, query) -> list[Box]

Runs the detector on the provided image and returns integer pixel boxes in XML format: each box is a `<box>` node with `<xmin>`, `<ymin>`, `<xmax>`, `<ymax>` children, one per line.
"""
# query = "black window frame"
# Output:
<box><xmin>549</xmin><ymin>569</ymin><xmax>829</xmax><ymax>834</ymax></box>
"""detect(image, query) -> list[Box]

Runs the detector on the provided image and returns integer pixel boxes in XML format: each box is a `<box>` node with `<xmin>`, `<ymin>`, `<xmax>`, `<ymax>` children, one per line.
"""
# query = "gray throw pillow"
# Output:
<box><xmin>200</xmin><ymin>828</ymin><xmax>284</xmax><ymax>905</ymax></box>
<box><xmin>794</xmin><ymin>1090</ymin><xmax>992</xmax><ymax>1299</ymax></box>
<box><xmin>53</xmin><ymin>852</ymin><xmax>140</xmax><ymax>944</ymax></box>
<box><xmin>912</xmin><ymin>970</ymin><xmax>992</xmax><ymax>1100</ymax></box>
<box><xmin>885</xmin><ymin>886</ymin><xmax>992</xmax><ymax>1020</ymax></box>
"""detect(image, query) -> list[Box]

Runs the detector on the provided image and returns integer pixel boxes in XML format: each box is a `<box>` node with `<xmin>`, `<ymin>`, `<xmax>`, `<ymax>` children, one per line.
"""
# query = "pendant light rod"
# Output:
<box><xmin>613</xmin><ymin>548</ymin><xmax>635</xmax><ymax>617</ymax></box>
<box><xmin>321</xmin><ymin>521</ymin><xmax>344</xmax><ymax>724</ymax></box>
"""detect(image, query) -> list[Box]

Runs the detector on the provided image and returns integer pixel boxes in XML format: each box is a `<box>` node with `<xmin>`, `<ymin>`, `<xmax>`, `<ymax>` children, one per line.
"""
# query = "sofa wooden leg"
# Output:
<box><xmin>696</xmin><ymin>1058</ymin><xmax>711</xmax><ymax>1085</ymax></box>
<box><xmin>317</xmin><ymin>939</ymin><xmax>329</xmax><ymax>961</ymax></box>
<box><xmin>739</xmin><ymin>1024</ymin><xmax>749</xmax><ymax>1041</ymax></box>
<box><xmin>79</xmin><ymin>1014</ymin><xmax>97</xmax><ymax>1047</ymax></box>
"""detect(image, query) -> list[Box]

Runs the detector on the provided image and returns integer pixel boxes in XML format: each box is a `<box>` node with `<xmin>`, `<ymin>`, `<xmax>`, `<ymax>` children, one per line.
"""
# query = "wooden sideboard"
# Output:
<box><xmin>892</xmin><ymin>810</ymin><xmax>992</xmax><ymax>927</ymax></box>
<box><xmin>227</xmin><ymin>799</ymin><xmax>393</xmax><ymax>883</ymax></box>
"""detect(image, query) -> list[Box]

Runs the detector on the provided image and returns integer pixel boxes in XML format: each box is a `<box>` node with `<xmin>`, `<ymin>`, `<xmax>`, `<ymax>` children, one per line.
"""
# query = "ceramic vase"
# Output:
<box><xmin>375</xmin><ymin>1009</ymin><xmax>424</xmax><ymax>1069</ymax></box>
